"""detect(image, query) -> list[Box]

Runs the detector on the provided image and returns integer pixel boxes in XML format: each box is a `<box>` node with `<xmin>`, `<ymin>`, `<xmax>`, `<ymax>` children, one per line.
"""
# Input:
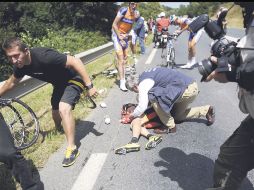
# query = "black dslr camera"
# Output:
<box><xmin>198</xmin><ymin>38</ymin><xmax>239</xmax><ymax>81</ymax></box>
<box><xmin>188</xmin><ymin>12</ymin><xmax>240</xmax><ymax>81</ymax></box>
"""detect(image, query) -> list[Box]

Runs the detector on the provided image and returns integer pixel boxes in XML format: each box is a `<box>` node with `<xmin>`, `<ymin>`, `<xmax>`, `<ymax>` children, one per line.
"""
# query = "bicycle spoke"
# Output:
<box><xmin>0</xmin><ymin>98</ymin><xmax>40</xmax><ymax>150</ymax></box>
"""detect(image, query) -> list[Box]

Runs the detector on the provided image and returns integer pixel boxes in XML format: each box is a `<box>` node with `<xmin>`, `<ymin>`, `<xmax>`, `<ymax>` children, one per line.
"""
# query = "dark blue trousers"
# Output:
<box><xmin>208</xmin><ymin>115</ymin><xmax>254</xmax><ymax>190</ymax></box>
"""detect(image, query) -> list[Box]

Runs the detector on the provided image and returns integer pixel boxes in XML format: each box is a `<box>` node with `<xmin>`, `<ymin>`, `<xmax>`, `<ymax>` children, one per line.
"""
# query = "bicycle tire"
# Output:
<box><xmin>170</xmin><ymin>48</ymin><xmax>176</xmax><ymax>69</ymax></box>
<box><xmin>161</xmin><ymin>47</ymin><xmax>167</xmax><ymax>67</ymax></box>
<box><xmin>0</xmin><ymin>98</ymin><xmax>40</xmax><ymax>150</ymax></box>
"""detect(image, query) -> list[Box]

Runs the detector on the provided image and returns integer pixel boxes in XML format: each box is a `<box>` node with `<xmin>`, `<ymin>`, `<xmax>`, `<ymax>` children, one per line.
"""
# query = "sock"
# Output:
<box><xmin>146</xmin><ymin>134</ymin><xmax>153</xmax><ymax>139</ymax></box>
<box><xmin>190</xmin><ymin>57</ymin><xmax>196</xmax><ymax>66</ymax></box>
<box><xmin>131</xmin><ymin>137</ymin><xmax>138</xmax><ymax>143</ymax></box>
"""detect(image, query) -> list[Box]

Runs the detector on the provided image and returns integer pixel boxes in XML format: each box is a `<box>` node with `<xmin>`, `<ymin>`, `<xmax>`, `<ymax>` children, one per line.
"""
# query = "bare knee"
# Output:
<box><xmin>58</xmin><ymin>102</ymin><xmax>72</xmax><ymax>117</ymax></box>
<box><xmin>123</xmin><ymin>55</ymin><xmax>128</xmax><ymax>65</ymax></box>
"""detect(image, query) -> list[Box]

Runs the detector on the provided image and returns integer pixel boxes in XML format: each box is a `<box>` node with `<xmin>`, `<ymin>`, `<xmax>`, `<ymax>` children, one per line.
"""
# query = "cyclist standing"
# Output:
<box><xmin>173</xmin><ymin>14</ymin><xmax>204</xmax><ymax>69</ymax></box>
<box><xmin>112</xmin><ymin>2</ymin><xmax>138</xmax><ymax>91</ymax></box>
<box><xmin>0</xmin><ymin>37</ymin><xmax>98</xmax><ymax>167</ymax></box>
<box><xmin>155</xmin><ymin>12</ymin><xmax>170</xmax><ymax>48</ymax></box>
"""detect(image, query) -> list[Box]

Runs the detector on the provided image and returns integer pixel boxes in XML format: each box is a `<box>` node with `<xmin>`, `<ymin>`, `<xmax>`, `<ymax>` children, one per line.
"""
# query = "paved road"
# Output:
<box><xmin>39</xmin><ymin>28</ymin><xmax>254</xmax><ymax>190</ymax></box>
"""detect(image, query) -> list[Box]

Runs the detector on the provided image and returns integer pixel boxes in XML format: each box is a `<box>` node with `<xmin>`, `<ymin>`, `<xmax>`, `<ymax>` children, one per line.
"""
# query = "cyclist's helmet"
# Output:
<box><xmin>160</xmin><ymin>12</ymin><xmax>166</xmax><ymax>17</ymax></box>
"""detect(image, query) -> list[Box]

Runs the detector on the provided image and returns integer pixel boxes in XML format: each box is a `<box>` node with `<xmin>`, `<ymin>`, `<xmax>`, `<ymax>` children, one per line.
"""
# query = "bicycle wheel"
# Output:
<box><xmin>0</xmin><ymin>98</ymin><xmax>40</xmax><ymax>150</ymax></box>
<box><xmin>161</xmin><ymin>47</ymin><xmax>167</xmax><ymax>67</ymax></box>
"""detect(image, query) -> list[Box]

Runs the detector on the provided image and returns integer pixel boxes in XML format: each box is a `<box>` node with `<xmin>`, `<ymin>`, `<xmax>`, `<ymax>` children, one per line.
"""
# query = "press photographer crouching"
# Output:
<box><xmin>193</xmin><ymin>3</ymin><xmax>254</xmax><ymax>190</ymax></box>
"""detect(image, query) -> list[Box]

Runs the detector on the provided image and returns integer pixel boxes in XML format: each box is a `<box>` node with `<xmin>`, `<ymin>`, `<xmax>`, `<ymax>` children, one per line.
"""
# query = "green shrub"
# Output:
<box><xmin>21</xmin><ymin>27</ymin><xmax>109</xmax><ymax>55</ymax></box>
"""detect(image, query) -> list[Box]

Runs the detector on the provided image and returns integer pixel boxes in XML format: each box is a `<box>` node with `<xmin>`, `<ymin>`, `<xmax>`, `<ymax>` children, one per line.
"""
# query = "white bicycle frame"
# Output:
<box><xmin>166</xmin><ymin>39</ymin><xmax>174</xmax><ymax>63</ymax></box>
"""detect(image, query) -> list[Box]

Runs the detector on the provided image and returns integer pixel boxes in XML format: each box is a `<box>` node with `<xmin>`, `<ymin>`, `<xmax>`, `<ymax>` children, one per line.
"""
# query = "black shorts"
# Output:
<box><xmin>51</xmin><ymin>77</ymin><xmax>85</xmax><ymax>110</ymax></box>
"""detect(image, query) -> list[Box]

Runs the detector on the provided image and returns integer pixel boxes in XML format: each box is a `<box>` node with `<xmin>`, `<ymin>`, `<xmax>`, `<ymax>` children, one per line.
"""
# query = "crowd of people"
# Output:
<box><xmin>0</xmin><ymin>2</ymin><xmax>253</xmax><ymax>190</ymax></box>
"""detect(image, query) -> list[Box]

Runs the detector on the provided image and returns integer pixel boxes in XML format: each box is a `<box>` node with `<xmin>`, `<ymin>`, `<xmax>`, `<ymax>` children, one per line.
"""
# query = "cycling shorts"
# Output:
<box><xmin>189</xmin><ymin>29</ymin><xmax>204</xmax><ymax>43</ymax></box>
<box><xmin>112</xmin><ymin>31</ymin><xmax>129</xmax><ymax>54</ymax></box>
<box><xmin>51</xmin><ymin>76</ymin><xmax>84</xmax><ymax>110</ymax></box>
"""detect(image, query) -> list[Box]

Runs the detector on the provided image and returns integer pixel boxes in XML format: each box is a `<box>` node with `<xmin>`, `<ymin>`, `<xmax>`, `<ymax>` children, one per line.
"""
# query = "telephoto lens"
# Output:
<box><xmin>198</xmin><ymin>59</ymin><xmax>217</xmax><ymax>81</ymax></box>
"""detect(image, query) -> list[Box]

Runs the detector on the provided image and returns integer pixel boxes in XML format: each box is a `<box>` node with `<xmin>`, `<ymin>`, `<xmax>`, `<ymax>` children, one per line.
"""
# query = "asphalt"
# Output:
<box><xmin>39</xmin><ymin>27</ymin><xmax>254</xmax><ymax>190</ymax></box>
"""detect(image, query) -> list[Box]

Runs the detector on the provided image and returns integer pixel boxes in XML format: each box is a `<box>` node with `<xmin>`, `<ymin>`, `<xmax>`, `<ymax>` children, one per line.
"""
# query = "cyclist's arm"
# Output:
<box><xmin>0</xmin><ymin>74</ymin><xmax>22</xmax><ymax>96</ymax></box>
<box><xmin>65</xmin><ymin>55</ymin><xmax>97</xmax><ymax>97</ymax></box>
<box><xmin>176</xmin><ymin>24</ymin><xmax>189</xmax><ymax>35</ymax></box>
<box><xmin>112</xmin><ymin>15</ymin><xmax>123</xmax><ymax>39</ymax></box>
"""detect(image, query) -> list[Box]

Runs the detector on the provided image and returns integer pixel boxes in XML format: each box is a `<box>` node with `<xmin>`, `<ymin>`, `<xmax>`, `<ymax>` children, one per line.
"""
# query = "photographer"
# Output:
<box><xmin>202</xmin><ymin>3</ymin><xmax>254</xmax><ymax>190</ymax></box>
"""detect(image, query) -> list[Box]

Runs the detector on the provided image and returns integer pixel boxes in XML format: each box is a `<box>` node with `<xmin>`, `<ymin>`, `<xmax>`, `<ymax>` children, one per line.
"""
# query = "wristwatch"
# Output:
<box><xmin>86</xmin><ymin>83</ymin><xmax>93</xmax><ymax>90</ymax></box>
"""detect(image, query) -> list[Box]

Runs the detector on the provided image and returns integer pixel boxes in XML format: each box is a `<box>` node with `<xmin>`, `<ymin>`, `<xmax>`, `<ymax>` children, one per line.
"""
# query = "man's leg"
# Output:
<box><xmin>180</xmin><ymin>33</ymin><xmax>196</xmax><ymax>69</ymax></box>
<box><xmin>139</xmin><ymin>37</ymin><xmax>145</xmax><ymax>54</ymax></box>
<box><xmin>112</xmin><ymin>32</ymin><xmax>128</xmax><ymax>91</ymax></box>
<box><xmin>0</xmin><ymin>116</ymin><xmax>38</xmax><ymax>190</ymax></box>
<box><xmin>189</xmin><ymin>29</ymin><xmax>203</xmax><ymax>67</ymax></box>
<box><xmin>172</xmin><ymin>82</ymin><xmax>211</xmax><ymax>124</ymax></box>
<box><xmin>131</xmin><ymin>37</ymin><xmax>138</xmax><ymax>64</ymax></box>
<box><xmin>131</xmin><ymin>117</ymin><xmax>162</xmax><ymax>150</ymax></box>
<box><xmin>58</xmin><ymin>83</ymin><xmax>82</xmax><ymax>167</ymax></box>
<box><xmin>115</xmin><ymin>118</ymin><xmax>142</xmax><ymax>155</ymax></box>
<box><xmin>52</xmin><ymin>110</ymin><xmax>63</xmax><ymax>133</ymax></box>
<box><xmin>116</xmin><ymin>51</ymin><xmax>128</xmax><ymax>91</ymax></box>
<box><xmin>151</xmin><ymin>102</ymin><xmax>176</xmax><ymax>134</ymax></box>
<box><xmin>51</xmin><ymin>86</ymin><xmax>64</xmax><ymax>132</ymax></box>
<box><xmin>59</xmin><ymin>102</ymin><xmax>76</xmax><ymax>149</ymax></box>
<box><xmin>208</xmin><ymin>115</ymin><xmax>254</xmax><ymax>190</ymax></box>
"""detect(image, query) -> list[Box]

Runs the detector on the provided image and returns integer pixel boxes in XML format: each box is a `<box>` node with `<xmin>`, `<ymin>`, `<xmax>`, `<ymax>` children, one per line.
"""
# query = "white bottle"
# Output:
<box><xmin>104</xmin><ymin>115</ymin><xmax>110</xmax><ymax>125</ymax></box>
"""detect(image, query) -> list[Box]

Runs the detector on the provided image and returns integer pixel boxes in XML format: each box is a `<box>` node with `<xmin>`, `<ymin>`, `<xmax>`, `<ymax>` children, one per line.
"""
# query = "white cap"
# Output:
<box><xmin>160</xmin><ymin>12</ymin><xmax>165</xmax><ymax>17</ymax></box>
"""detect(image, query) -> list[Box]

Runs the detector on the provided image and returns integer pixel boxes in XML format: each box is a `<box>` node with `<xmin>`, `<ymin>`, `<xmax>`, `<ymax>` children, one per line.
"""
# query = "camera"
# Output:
<box><xmin>198</xmin><ymin>37</ymin><xmax>239</xmax><ymax>81</ymax></box>
<box><xmin>188</xmin><ymin>13</ymin><xmax>239</xmax><ymax>81</ymax></box>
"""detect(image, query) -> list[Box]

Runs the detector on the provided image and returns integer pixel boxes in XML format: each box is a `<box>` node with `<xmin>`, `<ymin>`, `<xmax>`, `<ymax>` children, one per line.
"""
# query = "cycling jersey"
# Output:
<box><xmin>117</xmin><ymin>7</ymin><xmax>135</xmax><ymax>34</ymax></box>
<box><xmin>176</xmin><ymin>17</ymin><xmax>192</xmax><ymax>30</ymax></box>
<box><xmin>157</xmin><ymin>18</ymin><xmax>170</xmax><ymax>32</ymax></box>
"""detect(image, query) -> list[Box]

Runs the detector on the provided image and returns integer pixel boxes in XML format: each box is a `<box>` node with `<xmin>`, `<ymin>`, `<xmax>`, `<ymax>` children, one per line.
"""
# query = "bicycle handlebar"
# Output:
<box><xmin>87</xmin><ymin>96</ymin><xmax>97</xmax><ymax>109</ymax></box>
<box><xmin>168</xmin><ymin>34</ymin><xmax>178</xmax><ymax>40</ymax></box>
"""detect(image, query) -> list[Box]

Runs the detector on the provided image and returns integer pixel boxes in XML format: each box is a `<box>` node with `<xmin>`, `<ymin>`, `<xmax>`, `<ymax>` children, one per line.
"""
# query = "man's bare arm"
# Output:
<box><xmin>0</xmin><ymin>74</ymin><xmax>22</xmax><ymax>96</ymax></box>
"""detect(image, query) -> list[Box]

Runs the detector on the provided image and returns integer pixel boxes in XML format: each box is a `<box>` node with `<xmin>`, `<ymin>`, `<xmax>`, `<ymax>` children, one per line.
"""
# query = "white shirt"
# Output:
<box><xmin>132</xmin><ymin>78</ymin><xmax>155</xmax><ymax>117</ymax></box>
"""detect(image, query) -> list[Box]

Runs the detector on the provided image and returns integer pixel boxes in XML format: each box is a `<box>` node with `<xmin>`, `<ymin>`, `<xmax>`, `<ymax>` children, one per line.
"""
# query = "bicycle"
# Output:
<box><xmin>0</xmin><ymin>98</ymin><xmax>40</xmax><ymax>150</ymax></box>
<box><xmin>161</xmin><ymin>33</ymin><xmax>178</xmax><ymax>68</ymax></box>
<box><xmin>91</xmin><ymin>51</ymin><xmax>136</xmax><ymax>80</ymax></box>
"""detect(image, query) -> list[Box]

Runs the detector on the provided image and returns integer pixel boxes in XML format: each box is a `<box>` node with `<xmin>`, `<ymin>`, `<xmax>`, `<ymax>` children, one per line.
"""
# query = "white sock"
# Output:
<box><xmin>190</xmin><ymin>57</ymin><xmax>196</xmax><ymax>66</ymax></box>
<box><xmin>120</xmin><ymin>79</ymin><xmax>128</xmax><ymax>91</ymax></box>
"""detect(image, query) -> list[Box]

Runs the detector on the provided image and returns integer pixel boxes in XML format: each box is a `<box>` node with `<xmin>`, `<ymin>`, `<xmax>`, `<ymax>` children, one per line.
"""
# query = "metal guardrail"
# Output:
<box><xmin>0</xmin><ymin>42</ymin><xmax>114</xmax><ymax>99</ymax></box>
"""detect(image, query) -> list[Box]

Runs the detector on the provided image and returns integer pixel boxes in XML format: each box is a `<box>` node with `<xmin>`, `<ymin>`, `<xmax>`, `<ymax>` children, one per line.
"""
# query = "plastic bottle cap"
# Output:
<box><xmin>100</xmin><ymin>102</ymin><xmax>107</xmax><ymax>108</ymax></box>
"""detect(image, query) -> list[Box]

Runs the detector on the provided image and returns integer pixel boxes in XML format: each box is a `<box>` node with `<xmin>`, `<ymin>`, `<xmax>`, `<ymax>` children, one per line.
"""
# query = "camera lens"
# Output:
<box><xmin>198</xmin><ymin>59</ymin><xmax>217</xmax><ymax>78</ymax></box>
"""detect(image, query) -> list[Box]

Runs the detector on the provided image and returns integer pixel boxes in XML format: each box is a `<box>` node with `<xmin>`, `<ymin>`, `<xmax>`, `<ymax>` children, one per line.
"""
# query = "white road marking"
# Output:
<box><xmin>145</xmin><ymin>48</ymin><xmax>157</xmax><ymax>65</ymax></box>
<box><xmin>71</xmin><ymin>153</ymin><xmax>108</xmax><ymax>190</ymax></box>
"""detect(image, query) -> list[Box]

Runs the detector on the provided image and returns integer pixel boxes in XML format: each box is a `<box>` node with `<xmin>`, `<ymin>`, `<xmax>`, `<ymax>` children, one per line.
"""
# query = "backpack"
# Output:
<box><xmin>188</xmin><ymin>14</ymin><xmax>209</xmax><ymax>33</ymax></box>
